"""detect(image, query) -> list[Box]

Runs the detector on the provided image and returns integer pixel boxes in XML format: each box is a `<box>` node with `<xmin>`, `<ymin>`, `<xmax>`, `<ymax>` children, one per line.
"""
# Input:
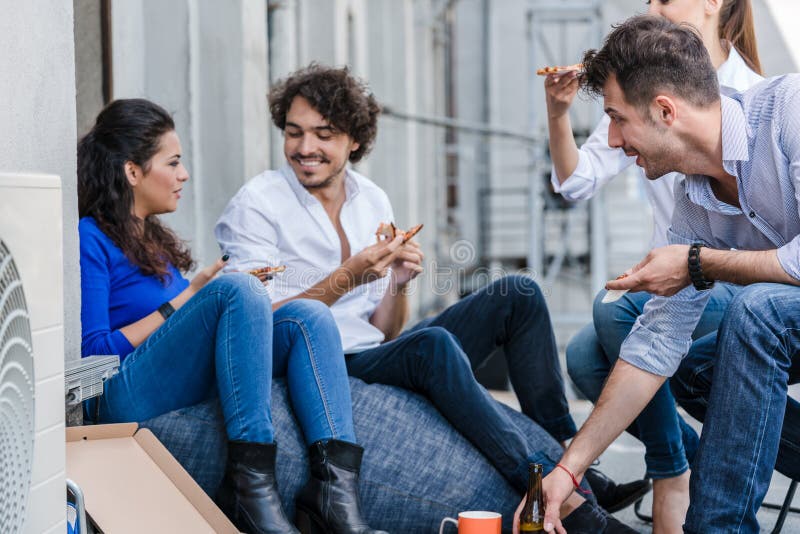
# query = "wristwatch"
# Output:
<box><xmin>688</xmin><ymin>243</ymin><xmax>714</xmax><ymax>291</ymax></box>
<box><xmin>158</xmin><ymin>301</ymin><xmax>176</xmax><ymax>320</ymax></box>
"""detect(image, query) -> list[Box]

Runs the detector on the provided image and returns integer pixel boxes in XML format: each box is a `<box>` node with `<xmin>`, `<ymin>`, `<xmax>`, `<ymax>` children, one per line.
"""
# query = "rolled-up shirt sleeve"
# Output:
<box><xmin>551</xmin><ymin>114</ymin><xmax>636</xmax><ymax>201</ymax></box>
<box><xmin>618</xmin><ymin>183</ymin><xmax>711</xmax><ymax>377</ymax></box>
<box><xmin>776</xmin><ymin>237</ymin><xmax>800</xmax><ymax>281</ymax></box>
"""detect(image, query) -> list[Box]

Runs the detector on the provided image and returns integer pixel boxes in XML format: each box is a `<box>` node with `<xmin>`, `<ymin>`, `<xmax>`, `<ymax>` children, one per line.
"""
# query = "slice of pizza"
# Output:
<box><xmin>375</xmin><ymin>222</ymin><xmax>399</xmax><ymax>242</ymax></box>
<box><xmin>247</xmin><ymin>265</ymin><xmax>287</xmax><ymax>276</ymax></box>
<box><xmin>375</xmin><ymin>222</ymin><xmax>424</xmax><ymax>243</ymax></box>
<box><xmin>536</xmin><ymin>63</ymin><xmax>583</xmax><ymax>76</ymax></box>
<box><xmin>402</xmin><ymin>223</ymin><xmax>423</xmax><ymax>244</ymax></box>
<box><xmin>601</xmin><ymin>273</ymin><xmax>630</xmax><ymax>304</ymax></box>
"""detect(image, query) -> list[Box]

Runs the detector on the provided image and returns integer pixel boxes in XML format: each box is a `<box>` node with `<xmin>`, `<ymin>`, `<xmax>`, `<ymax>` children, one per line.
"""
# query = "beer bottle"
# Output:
<box><xmin>520</xmin><ymin>463</ymin><xmax>544</xmax><ymax>531</ymax></box>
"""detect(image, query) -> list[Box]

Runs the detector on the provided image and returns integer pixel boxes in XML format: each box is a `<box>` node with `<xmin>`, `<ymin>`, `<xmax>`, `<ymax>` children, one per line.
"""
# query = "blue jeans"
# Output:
<box><xmin>345</xmin><ymin>275</ymin><xmax>582</xmax><ymax>493</ymax></box>
<box><xmin>670</xmin><ymin>284</ymin><xmax>800</xmax><ymax>533</ymax></box>
<box><xmin>95</xmin><ymin>274</ymin><xmax>355</xmax><ymax>445</ymax></box>
<box><xmin>566</xmin><ymin>283</ymin><xmax>736</xmax><ymax>478</ymax></box>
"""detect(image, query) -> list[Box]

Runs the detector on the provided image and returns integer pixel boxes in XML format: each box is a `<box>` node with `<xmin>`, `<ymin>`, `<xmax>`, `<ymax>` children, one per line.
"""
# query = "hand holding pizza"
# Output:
<box><xmin>544</xmin><ymin>68</ymin><xmax>580</xmax><ymax>120</ymax></box>
<box><xmin>341</xmin><ymin>234</ymin><xmax>405</xmax><ymax>287</ymax></box>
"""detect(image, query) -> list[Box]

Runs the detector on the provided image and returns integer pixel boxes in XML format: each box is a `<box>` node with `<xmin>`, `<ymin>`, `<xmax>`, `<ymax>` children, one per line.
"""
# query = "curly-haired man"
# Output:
<box><xmin>215</xmin><ymin>64</ymin><xmax>644</xmax><ymax>532</ymax></box>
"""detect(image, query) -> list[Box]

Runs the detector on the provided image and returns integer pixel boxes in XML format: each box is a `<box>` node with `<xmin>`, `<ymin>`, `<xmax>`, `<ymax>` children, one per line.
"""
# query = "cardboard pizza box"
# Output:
<box><xmin>66</xmin><ymin>423</ymin><xmax>238</xmax><ymax>533</ymax></box>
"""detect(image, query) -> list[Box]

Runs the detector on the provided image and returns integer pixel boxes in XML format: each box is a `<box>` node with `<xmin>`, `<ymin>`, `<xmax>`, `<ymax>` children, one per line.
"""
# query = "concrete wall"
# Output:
<box><xmin>0</xmin><ymin>3</ymin><xmax>76</xmax><ymax>532</ymax></box>
<box><xmin>111</xmin><ymin>0</ymin><xmax>269</xmax><ymax>266</ymax></box>
<box><xmin>0</xmin><ymin>4</ymin><xmax>79</xmax><ymax>359</ymax></box>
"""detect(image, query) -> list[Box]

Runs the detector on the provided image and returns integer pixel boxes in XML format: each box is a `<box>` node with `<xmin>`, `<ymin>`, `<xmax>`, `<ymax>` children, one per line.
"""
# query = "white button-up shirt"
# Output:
<box><xmin>215</xmin><ymin>164</ymin><xmax>394</xmax><ymax>352</ymax></box>
<box><xmin>551</xmin><ymin>46</ymin><xmax>764</xmax><ymax>247</ymax></box>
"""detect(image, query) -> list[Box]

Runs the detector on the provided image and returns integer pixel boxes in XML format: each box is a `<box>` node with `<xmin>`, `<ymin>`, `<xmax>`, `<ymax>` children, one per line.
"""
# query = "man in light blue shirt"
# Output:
<box><xmin>531</xmin><ymin>15</ymin><xmax>800</xmax><ymax>534</ymax></box>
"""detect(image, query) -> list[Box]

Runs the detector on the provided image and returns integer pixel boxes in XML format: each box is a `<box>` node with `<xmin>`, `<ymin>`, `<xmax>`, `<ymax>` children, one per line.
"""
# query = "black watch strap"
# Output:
<box><xmin>158</xmin><ymin>301</ymin><xmax>176</xmax><ymax>320</ymax></box>
<box><xmin>688</xmin><ymin>243</ymin><xmax>714</xmax><ymax>291</ymax></box>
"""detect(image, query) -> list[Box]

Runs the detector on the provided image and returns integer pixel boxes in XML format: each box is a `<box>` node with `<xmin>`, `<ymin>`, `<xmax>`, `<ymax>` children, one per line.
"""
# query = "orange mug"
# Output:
<box><xmin>439</xmin><ymin>511</ymin><xmax>502</xmax><ymax>534</ymax></box>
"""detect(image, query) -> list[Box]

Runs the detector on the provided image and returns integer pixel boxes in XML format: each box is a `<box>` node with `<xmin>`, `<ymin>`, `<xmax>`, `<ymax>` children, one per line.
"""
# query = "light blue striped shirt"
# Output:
<box><xmin>621</xmin><ymin>75</ymin><xmax>800</xmax><ymax>377</ymax></box>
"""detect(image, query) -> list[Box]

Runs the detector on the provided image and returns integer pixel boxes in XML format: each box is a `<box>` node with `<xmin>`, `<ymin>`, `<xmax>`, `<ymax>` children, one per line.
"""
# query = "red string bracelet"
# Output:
<box><xmin>555</xmin><ymin>463</ymin><xmax>593</xmax><ymax>495</ymax></box>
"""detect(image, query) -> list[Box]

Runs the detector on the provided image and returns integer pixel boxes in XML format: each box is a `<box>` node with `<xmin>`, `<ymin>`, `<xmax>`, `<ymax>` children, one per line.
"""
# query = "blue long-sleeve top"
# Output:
<box><xmin>79</xmin><ymin>217</ymin><xmax>189</xmax><ymax>360</ymax></box>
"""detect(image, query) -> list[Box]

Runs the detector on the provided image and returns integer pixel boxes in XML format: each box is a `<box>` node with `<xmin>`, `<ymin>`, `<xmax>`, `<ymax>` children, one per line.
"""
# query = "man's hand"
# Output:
<box><xmin>390</xmin><ymin>239</ymin><xmax>424</xmax><ymax>287</ymax></box>
<box><xmin>545</xmin><ymin>71</ymin><xmax>580</xmax><ymax>120</ymax></box>
<box><xmin>605</xmin><ymin>245</ymin><xmax>691</xmax><ymax>296</ymax></box>
<box><xmin>340</xmin><ymin>235</ymin><xmax>404</xmax><ymax>288</ymax></box>
<box><xmin>512</xmin><ymin>469</ymin><xmax>572</xmax><ymax>534</ymax></box>
<box><xmin>541</xmin><ymin>469</ymin><xmax>574</xmax><ymax>533</ymax></box>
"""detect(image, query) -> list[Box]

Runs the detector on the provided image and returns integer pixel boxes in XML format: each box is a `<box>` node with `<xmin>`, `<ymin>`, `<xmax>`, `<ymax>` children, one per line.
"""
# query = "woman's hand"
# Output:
<box><xmin>189</xmin><ymin>255</ymin><xmax>228</xmax><ymax>292</ymax></box>
<box><xmin>545</xmin><ymin>71</ymin><xmax>580</xmax><ymax>120</ymax></box>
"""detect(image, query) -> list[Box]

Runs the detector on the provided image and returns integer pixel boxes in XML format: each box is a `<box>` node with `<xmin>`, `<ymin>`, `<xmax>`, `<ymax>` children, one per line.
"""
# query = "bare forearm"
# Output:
<box><xmin>369</xmin><ymin>285</ymin><xmax>409</xmax><ymax>341</ymax></box>
<box><xmin>273</xmin><ymin>267</ymin><xmax>356</xmax><ymax>310</ymax></box>
<box><xmin>701</xmin><ymin>248</ymin><xmax>799</xmax><ymax>286</ymax></box>
<box><xmin>559</xmin><ymin>360</ymin><xmax>666</xmax><ymax>478</ymax></box>
<box><xmin>120</xmin><ymin>285</ymin><xmax>197</xmax><ymax>347</ymax></box>
<box><xmin>548</xmin><ymin>114</ymin><xmax>580</xmax><ymax>184</ymax></box>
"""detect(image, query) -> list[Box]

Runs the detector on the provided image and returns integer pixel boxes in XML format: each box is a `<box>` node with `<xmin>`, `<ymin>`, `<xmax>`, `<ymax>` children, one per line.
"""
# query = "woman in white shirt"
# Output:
<box><xmin>546</xmin><ymin>1</ymin><xmax>763</xmax><ymax>532</ymax></box>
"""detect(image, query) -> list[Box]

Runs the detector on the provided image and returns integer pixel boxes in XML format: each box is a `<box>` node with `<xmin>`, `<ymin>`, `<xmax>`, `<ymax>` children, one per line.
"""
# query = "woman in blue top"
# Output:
<box><xmin>78</xmin><ymin>98</ymin><xmax>385</xmax><ymax>534</ymax></box>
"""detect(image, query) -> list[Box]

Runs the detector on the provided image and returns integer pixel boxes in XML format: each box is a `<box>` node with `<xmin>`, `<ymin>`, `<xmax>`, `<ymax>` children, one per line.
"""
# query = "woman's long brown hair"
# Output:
<box><xmin>78</xmin><ymin>99</ymin><xmax>195</xmax><ymax>282</ymax></box>
<box><xmin>720</xmin><ymin>0</ymin><xmax>762</xmax><ymax>75</ymax></box>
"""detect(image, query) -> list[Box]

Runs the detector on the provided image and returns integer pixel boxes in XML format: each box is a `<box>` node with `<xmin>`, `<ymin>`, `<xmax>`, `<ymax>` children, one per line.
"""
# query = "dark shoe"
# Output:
<box><xmin>584</xmin><ymin>467</ymin><xmax>652</xmax><ymax>513</ymax></box>
<box><xmin>295</xmin><ymin>440</ymin><xmax>388</xmax><ymax>534</ymax></box>
<box><xmin>562</xmin><ymin>501</ymin><xmax>638</xmax><ymax>534</ymax></box>
<box><xmin>605</xmin><ymin>514</ymin><xmax>640</xmax><ymax>533</ymax></box>
<box><xmin>217</xmin><ymin>441</ymin><xmax>299</xmax><ymax>534</ymax></box>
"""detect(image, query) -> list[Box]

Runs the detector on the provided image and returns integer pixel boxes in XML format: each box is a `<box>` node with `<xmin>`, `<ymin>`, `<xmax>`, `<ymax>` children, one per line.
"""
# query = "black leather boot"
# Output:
<box><xmin>217</xmin><ymin>441</ymin><xmax>299</xmax><ymax>534</ymax></box>
<box><xmin>584</xmin><ymin>467</ymin><xmax>651</xmax><ymax>513</ymax></box>
<box><xmin>295</xmin><ymin>440</ymin><xmax>388</xmax><ymax>534</ymax></box>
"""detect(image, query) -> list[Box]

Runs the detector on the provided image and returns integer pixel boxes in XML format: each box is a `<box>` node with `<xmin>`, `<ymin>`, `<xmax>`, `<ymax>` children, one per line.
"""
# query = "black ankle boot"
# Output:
<box><xmin>295</xmin><ymin>440</ymin><xmax>388</xmax><ymax>534</ymax></box>
<box><xmin>584</xmin><ymin>467</ymin><xmax>651</xmax><ymax>513</ymax></box>
<box><xmin>217</xmin><ymin>441</ymin><xmax>299</xmax><ymax>534</ymax></box>
<box><xmin>562</xmin><ymin>501</ymin><xmax>638</xmax><ymax>533</ymax></box>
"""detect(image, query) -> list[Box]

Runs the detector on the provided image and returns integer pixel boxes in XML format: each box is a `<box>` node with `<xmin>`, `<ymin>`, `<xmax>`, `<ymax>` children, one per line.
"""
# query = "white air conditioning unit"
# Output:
<box><xmin>0</xmin><ymin>174</ymin><xmax>65</xmax><ymax>534</ymax></box>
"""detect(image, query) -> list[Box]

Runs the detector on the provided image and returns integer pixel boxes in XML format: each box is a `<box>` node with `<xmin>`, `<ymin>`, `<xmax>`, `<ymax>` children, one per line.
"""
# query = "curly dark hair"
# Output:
<box><xmin>268</xmin><ymin>64</ymin><xmax>381</xmax><ymax>163</ymax></box>
<box><xmin>580</xmin><ymin>15</ymin><xmax>719</xmax><ymax>115</ymax></box>
<box><xmin>78</xmin><ymin>98</ymin><xmax>195</xmax><ymax>282</ymax></box>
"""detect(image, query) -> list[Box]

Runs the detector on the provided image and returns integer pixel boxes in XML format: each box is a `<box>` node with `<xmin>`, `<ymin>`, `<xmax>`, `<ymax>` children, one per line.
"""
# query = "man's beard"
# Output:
<box><xmin>298</xmin><ymin>158</ymin><xmax>348</xmax><ymax>190</ymax></box>
<box><xmin>640</xmin><ymin>148</ymin><xmax>679</xmax><ymax>179</ymax></box>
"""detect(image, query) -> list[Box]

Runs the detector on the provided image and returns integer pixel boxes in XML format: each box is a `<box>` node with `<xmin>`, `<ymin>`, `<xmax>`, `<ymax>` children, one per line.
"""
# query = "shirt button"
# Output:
<box><xmin>749</xmin><ymin>211</ymin><xmax>756</xmax><ymax>218</ymax></box>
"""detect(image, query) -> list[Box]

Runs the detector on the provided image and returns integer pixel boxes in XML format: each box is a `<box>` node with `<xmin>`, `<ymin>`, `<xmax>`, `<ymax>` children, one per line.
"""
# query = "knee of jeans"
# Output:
<box><xmin>591</xmin><ymin>290</ymin><xmax>619</xmax><ymax>334</ymax></box>
<box><xmin>210</xmin><ymin>272</ymin><xmax>272</xmax><ymax>308</ymax></box>
<box><xmin>500</xmin><ymin>274</ymin><xmax>545</xmax><ymax>310</ymax></box>
<box><xmin>416</xmin><ymin>327</ymin><xmax>469</xmax><ymax>370</ymax></box>
<box><xmin>724</xmin><ymin>283</ymin><xmax>784</xmax><ymax>330</ymax></box>
<box><xmin>279</xmin><ymin>298</ymin><xmax>331</xmax><ymax>323</ymax></box>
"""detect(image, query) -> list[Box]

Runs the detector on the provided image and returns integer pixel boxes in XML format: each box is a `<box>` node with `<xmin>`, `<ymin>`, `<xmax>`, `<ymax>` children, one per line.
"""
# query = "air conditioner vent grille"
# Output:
<box><xmin>0</xmin><ymin>240</ymin><xmax>34</xmax><ymax>533</ymax></box>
